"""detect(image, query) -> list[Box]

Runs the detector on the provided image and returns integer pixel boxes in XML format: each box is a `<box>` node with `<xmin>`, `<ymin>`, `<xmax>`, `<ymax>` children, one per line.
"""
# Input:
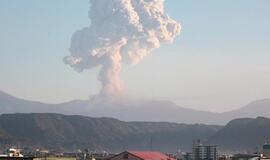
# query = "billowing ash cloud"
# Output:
<box><xmin>64</xmin><ymin>0</ymin><xmax>181</xmax><ymax>97</ymax></box>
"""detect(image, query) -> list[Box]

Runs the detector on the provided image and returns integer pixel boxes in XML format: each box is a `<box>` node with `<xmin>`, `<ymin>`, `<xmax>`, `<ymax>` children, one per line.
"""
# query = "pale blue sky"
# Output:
<box><xmin>0</xmin><ymin>0</ymin><xmax>270</xmax><ymax>112</ymax></box>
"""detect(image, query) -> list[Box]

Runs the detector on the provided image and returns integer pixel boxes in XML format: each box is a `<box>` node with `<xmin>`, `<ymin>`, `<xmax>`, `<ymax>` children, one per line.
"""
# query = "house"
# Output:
<box><xmin>108</xmin><ymin>151</ymin><xmax>175</xmax><ymax>160</ymax></box>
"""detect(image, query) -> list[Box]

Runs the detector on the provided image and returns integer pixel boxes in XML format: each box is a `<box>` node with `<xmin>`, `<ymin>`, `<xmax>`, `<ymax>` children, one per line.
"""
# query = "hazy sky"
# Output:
<box><xmin>0</xmin><ymin>0</ymin><xmax>270</xmax><ymax>112</ymax></box>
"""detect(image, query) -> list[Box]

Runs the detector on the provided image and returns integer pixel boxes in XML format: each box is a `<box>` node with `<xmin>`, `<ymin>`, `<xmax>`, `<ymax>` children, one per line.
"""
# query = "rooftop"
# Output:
<box><xmin>128</xmin><ymin>151</ymin><xmax>175</xmax><ymax>160</ymax></box>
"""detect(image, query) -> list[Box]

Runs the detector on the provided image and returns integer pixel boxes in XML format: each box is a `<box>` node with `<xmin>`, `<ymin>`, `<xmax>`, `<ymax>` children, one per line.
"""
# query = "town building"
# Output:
<box><xmin>108</xmin><ymin>151</ymin><xmax>175</xmax><ymax>160</ymax></box>
<box><xmin>263</xmin><ymin>142</ymin><xmax>270</xmax><ymax>158</ymax></box>
<box><xmin>192</xmin><ymin>140</ymin><xmax>218</xmax><ymax>160</ymax></box>
<box><xmin>230</xmin><ymin>154</ymin><xmax>258</xmax><ymax>160</ymax></box>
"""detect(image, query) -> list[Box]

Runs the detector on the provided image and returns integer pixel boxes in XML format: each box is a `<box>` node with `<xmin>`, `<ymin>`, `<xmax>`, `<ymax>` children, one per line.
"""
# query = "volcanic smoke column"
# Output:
<box><xmin>64</xmin><ymin>0</ymin><xmax>181</xmax><ymax>97</ymax></box>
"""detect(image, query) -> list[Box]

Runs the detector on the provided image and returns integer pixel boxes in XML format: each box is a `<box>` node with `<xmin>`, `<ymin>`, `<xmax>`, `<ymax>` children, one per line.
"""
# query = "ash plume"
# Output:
<box><xmin>64</xmin><ymin>0</ymin><xmax>181</xmax><ymax>97</ymax></box>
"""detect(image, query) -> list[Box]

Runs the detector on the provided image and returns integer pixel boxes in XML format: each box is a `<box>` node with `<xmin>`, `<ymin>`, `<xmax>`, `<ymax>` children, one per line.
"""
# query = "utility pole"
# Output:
<box><xmin>150</xmin><ymin>136</ymin><xmax>153</xmax><ymax>151</ymax></box>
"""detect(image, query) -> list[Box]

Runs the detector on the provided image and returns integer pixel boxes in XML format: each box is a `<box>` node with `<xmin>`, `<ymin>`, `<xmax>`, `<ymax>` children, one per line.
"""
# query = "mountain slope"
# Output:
<box><xmin>1</xmin><ymin>91</ymin><xmax>270</xmax><ymax>125</ymax></box>
<box><xmin>0</xmin><ymin>91</ymin><xmax>89</xmax><ymax>114</ymax></box>
<box><xmin>208</xmin><ymin>117</ymin><xmax>270</xmax><ymax>152</ymax></box>
<box><xmin>224</xmin><ymin>98</ymin><xmax>270</xmax><ymax>119</ymax></box>
<box><xmin>0</xmin><ymin>113</ymin><xmax>221</xmax><ymax>152</ymax></box>
<box><xmin>0</xmin><ymin>91</ymin><xmax>222</xmax><ymax>124</ymax></box>
<box><xmin>87</xmin><ymin>99</ymin><xmax>222</xmax><ymax>124</ymax></box>
<box><xmin>1</xmin><ymin>112</ymin><xmax>270</xmax><ymax>152</ymax></box>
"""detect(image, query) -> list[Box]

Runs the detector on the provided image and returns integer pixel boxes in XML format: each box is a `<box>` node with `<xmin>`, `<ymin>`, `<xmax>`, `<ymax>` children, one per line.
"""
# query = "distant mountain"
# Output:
<box><xmin>0</xmin><ymin>91</ymin><xmax>221</xmax><ymax>124</ymax></box>
<box><xmin>86</xmin><ymin>99</ymin><xmax>223</xmax><ymax>124</ymax></box>
<box><xmin>0</xmin><ymin>90</ymin><xmax>89</xmax><ymax>114</ymax></box>
<box><xmin>0</xmin><ymin>113</ymin><xmax>221</xmax><ymax>152</ymax></box>
<box><xmin>1</xmin><ymin>90</ymin><xmax>270</xmax><ymax>125</ymax></box>
<box><xmin>224</xmin><ymin>98</ymin><xmax>270</xmax><ymax>119</ymax></box>
<box><xmin>208</xmin><ymin>117</ymin><xmax>270</xmax><ymax>152</ymax></box>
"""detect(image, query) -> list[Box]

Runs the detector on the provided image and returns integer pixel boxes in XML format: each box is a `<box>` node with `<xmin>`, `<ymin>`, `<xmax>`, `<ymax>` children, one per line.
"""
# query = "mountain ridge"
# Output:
<box><xmin>0</xmin><ymin>113</ymin><xmax>221</xmax><ymax>152</ymax></box>
<box><xmin>1</xmin><ymin>113</ymin><xmax>270</xmax><ymax>152</ymax></box>
<box><xmin>208</xmin><ymin>116</ymin><xmax>270</xmax><ymax>152</ymax></box>
<box><xmin>1</xmin><ymin>90</ymin><xmax>270</xmax><ymax>125</ymax></box>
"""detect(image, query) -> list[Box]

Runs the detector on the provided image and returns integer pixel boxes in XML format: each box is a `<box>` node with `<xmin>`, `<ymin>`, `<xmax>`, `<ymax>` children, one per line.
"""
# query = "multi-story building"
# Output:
<box><xmin>192</xmin><ymin>140</ymin><xmax>218</xmax><ymax>160</ymax></box>
<box><xmin>263</xmin><ymin>142</ymin><xmax>270</xmax><ymax>158</ymax></box>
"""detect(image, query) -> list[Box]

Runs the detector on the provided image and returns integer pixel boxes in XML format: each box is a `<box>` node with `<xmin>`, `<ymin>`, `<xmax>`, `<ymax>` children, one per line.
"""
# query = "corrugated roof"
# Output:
<box><xmin>128</xmin><ymin>151</ymin><xmax>175</xmax><ymax>160</ymax></box>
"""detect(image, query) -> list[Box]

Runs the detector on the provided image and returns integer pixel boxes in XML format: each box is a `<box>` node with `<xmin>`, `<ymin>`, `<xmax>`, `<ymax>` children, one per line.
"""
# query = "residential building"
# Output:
<box><xmin>192</xmin><ymin>140</ymin><xmax>218</xmax><ymax>160</ymax></box>
<box><xmin>108</xmin><ymin>151</ymin><xmax>175</xmax><ymax>160</ymax></box>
